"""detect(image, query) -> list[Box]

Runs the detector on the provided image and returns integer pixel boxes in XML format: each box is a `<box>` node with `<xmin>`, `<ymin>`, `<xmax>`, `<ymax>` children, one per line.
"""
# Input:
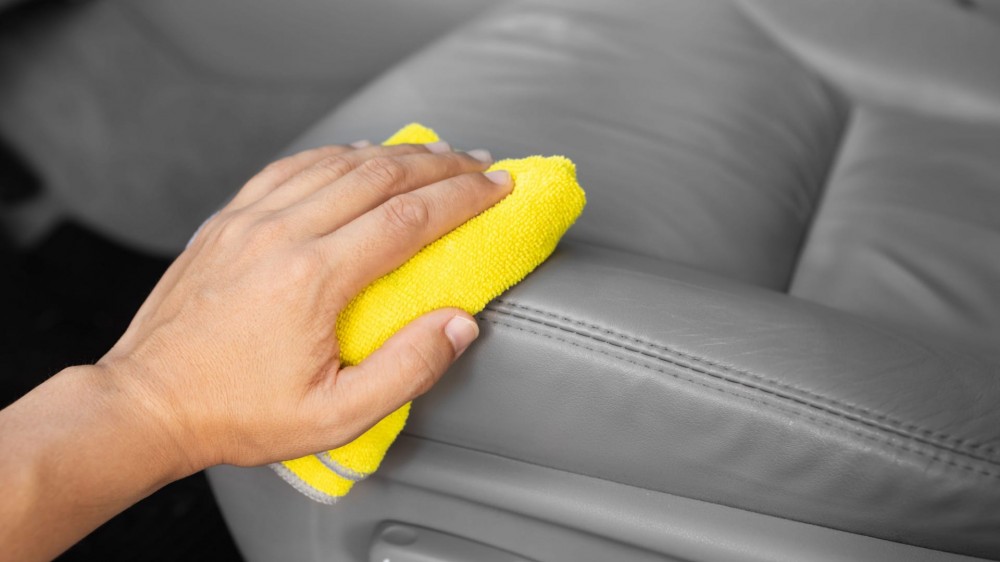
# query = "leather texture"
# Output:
<box><xmin>791</xmin><ymin>106</ymin><xmax>1000</xmax><ymax>354</ymax></box>
<box><xmin>286</xmin><ymin>0</ymin><xmax>849</xmax><ymax>291</ymax></box>
<box><xmin>739</xmin><ymin>0</ymin><xmax>1000</xmax><ymax>124</ymax></box>
<box><xmin>209</xmin><ymin>436</ymin><xmax>990</xmax><ymax>562</ymax></box>
<box><xmin>409</xmin><ymin>242</ymin><xmax>1000</xmax><ymax>557</ymax></box>
<box><xmin>215</xmin><ymin>0</ymin><xmax>1000</xmax><ymax>558</ymax></box>
<box><xmin>120</xmin><ymin>0</ymin><xmax>498</xmax><ymax>83</ymax></box>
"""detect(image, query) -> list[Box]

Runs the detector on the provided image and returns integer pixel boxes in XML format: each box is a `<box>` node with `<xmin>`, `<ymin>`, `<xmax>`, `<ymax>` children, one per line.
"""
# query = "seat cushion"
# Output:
<box><xmin>406</xmin><ymin>242</ymin><xmax>1000</xmax><ymax>558</ymax></box>
<box><xmin>738</xmin><ymin>0</ymin><xmax>1000</xmax><ymax>352</ymax></box>
<box><xmin>791</xmin><ymin>106</ymin><xmax>1000</xmax><ymax>353</ymax></box>
<box><xmin>286</xmin><ymin>0</ymin><xmax>848</xmax><ymax>291</ymax></box>
<box><xmin>256</xmin><ymin>0</ymin><xmax>1000</xmax><ymax>557</ymax></box>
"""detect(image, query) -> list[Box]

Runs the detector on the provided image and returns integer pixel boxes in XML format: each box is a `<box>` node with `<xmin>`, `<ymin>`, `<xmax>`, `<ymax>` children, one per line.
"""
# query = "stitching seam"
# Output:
<box><xmin>491</xmin><ymin>299</ymin><xmax>998</xmax><ymax>457</ymax></box>
<box><xmin>482</xmin><ymin>315</ymin><xmax>1000</xmax><ymax>479</ymax></box>
<box><xmin>481</xmin><ymin>314</ymin><xmax>999</xmax><ymax>478</ymax></box>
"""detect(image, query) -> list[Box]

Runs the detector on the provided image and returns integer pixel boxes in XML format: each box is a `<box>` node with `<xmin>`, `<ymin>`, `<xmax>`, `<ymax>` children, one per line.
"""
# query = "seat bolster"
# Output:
<box><xmin>281</xmin><ymin>0</ymin><xmax>849</xmax><ymax>291</ymax></box>
<box><xmin>738</xmin><ymin>0</ymin><xmax>1000</xmax><ymax>123</ymax></box>
<box><xmin>406</xmin><ymin>241</ymin><xmax>1000</xmax><ymax>559</ymax></box>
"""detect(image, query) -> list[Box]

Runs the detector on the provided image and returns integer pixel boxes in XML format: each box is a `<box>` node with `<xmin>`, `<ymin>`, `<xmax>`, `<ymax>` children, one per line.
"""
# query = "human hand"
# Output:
<box><xmin>97</xmin><ymin>140</ymin><xmax>511</xmax><ymax>476</ymax></box>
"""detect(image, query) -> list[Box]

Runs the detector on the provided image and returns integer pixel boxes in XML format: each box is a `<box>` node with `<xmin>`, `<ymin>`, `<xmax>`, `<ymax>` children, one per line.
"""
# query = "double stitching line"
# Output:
<box><xmin>491</xmin><ymin>298</ymin><xmax>1000</xmax><ymax>458</ymax></box>
<box><xmin>483</xmin><ymin>301</ymin><xmax>1000</xmax><ymax>478</ymax></box>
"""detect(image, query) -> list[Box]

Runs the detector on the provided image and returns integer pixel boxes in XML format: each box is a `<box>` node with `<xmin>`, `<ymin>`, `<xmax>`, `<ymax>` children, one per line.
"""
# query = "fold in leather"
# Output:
<box><xmin>404</xmin><ymin>242</ymin><xmax>1000</xmax><ymax>558</ymax></box>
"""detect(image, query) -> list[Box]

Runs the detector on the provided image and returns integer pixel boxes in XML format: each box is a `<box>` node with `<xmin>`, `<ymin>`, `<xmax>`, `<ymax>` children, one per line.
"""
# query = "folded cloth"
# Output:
<box><xmin>270</xmin><ymin>123</ymin><xmax>586</xmax><ymax>503</ymax></box>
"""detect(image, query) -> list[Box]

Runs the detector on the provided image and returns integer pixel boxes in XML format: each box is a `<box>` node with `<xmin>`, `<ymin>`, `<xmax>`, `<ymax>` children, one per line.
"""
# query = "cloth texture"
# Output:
<box><xmin>271</xmin><ymin>123</ymin><xmax>586</xmax><ymax>503</ymax></box>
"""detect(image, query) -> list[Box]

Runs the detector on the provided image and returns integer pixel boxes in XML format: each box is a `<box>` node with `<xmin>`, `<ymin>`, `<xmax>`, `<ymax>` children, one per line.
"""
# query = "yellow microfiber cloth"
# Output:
<box><xmin>270</xmin><ymin>123</ymin><xmax>586</xmax><ymax>503</ymax></box>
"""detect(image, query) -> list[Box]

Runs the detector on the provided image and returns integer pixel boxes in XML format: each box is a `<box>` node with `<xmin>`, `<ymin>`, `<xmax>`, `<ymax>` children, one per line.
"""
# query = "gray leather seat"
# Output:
<box><xmin>209</xmin><ymin>0</ymin><xmax>1000</xmax><ymax>560</ymax></box>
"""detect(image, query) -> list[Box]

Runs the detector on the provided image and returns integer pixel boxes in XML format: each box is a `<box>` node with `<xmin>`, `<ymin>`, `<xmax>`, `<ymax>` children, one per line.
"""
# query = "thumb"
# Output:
<box><xmin>321</xmin><ymin>308</ymin><xmax>479</xmax><ymax>437</ymax></box>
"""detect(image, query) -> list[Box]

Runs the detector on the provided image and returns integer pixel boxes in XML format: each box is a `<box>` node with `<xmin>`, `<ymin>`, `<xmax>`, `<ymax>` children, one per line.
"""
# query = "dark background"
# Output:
<box><xmin>1</xmin><ymin>144</ymin><xmax>243</xmax><ymax>561</ymax></box>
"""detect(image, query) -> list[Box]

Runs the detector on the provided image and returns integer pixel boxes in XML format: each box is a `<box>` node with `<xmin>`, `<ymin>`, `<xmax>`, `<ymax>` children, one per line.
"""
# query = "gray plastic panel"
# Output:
<box><xmin>208</xmin><ymin>436</ymin><xmax>991</xmax><ymax>562</ymax></box>
<box><xmin>370</xmin><ymin>523</ymin><xmax>538</xmax><ymax>562</ymax></box>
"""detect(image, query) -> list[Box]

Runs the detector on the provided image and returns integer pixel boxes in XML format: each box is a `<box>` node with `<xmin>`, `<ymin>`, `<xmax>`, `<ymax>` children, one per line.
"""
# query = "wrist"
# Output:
<box><xmin>74</xmin><ymin>361</ymin><xmax>204</xmax><ymax>483</ymax></box>
<box><xmin>0</xmin><ymin>364</ymin><xmax>202</xmax><ymax>560</ymax></box>
<box><xmin>0</xmin><ymin>362</ymin><xmax>200</xmax><ymax>560</ymax></box>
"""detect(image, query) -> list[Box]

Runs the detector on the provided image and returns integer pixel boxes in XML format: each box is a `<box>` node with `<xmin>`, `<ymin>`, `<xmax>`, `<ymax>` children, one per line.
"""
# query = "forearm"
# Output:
<box><xmin>0</xmin><ymin>364</ymin><xmax>192</xmax><ymax>561</ymax></box>
<box><xmin>0</xmin><ymin>140</ymin><xmax>495</xmax><ymax>558</ymax></box>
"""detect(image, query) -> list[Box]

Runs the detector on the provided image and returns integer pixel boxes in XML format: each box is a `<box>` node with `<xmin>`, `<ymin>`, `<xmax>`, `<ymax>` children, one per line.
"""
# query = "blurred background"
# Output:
<box><xmin>4</xmin><ymin>0</ymin><xmax>1000</xmax><ymax>559</ymax></box>
<box><xmin>0</xmin><ymin>0</ymin><xmax>499</xmax><ymax>558</ymax></box>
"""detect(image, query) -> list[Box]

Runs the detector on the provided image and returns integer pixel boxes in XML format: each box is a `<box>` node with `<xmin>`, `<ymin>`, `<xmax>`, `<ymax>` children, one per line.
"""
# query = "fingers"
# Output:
<box><xmin>284</xmin><ymin>148</ymin><xmax>494</xmax><ymax>236</ymax></box>
<box><xmin>304</xmin><ymin>309</ymin><xmax>479</xmax><ymax>441</ymax></box>
<box><xmin>251</xmin><ymin>142</ymin><xmax>457</xmax><ymax>213</ymax></box>
<box><xmin>323</xmin><ymin>168</ymin><xmax>513</xmax><ymax>302</ymax></box>
<box><xmin>225</xmin><ymin>144</ymin><xmax>356</xmax><ymax>211</ymax></box>
<box><xmin>224</xmin><ymin>141</ymin><xmax>442</xmax><ymax>212</ymax></box>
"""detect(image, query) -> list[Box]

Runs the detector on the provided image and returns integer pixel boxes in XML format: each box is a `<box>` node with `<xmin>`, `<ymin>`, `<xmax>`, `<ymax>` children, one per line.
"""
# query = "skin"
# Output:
<box><xmin>0</xmin><ymin>140</ymin><xmax>512</xmax><ymax>561</ymax></box>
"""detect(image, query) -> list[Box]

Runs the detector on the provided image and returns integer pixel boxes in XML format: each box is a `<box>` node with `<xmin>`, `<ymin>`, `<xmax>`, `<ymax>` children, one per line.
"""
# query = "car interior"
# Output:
<box><xmin>2</xmin><ymin>0</ymin><xmax>999</xmax><ymax>560</ymax></box>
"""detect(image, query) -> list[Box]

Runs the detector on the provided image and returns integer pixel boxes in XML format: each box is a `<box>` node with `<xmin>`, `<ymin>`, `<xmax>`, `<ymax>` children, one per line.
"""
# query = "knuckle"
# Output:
<box><xmin>246</xmin><ymin>215</ymin><xmax>291</xmax><ymax>246</ymax></box>
<box><xmin>311</xmin><ymin>155</ymin><xmax>355</xmax><ymax>180</ymax></box>
<box><xmin>284</xmin><ymin>249</ymin><xmax>322</xmax><ymax>283</ymax></box>
<box><xmin>259</xmin><ymin>157</ymin><xmax>295</xmax><ymax>178</ymax></box>
<box><xmin>455</xmin><ymin>170</ymin><xmax>493</xmax><ymax>191</ymax></box>
<box><xmin>381</xmin><ymin>193</ymin><xmax>430</xmax><ymax>232</ymax></box>
<box><xmin>359</xmin><ymin>156</ymin><xmax>407</xmax><ymax>187</ymax></box>
<box><xmin>438</xmin><ymin>172</ymin><xmax>490</xmax><ymax>201</ymax></box>
<box><xmin>428</xmin><ymin>151</ymin><xmax>471</xmax><ymax>176</ymax></box>
<box><xmin>400</xmin><ymin>342</ymin><xmax>444</xmax><ymax>396</ymax></box>
<box><xmin>211</xmin><ymin>212</ymin><xmax>253</xmax><ymax>243</ymax></box>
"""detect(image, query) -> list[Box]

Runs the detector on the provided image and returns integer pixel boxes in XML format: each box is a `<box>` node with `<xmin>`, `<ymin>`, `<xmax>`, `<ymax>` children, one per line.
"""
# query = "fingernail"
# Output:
<box><xmin>484</xmin><ymin>169</ymin><xmax>511</xmax><ymax>185</ymax></box>
<box><xmin>350</xmin><ymin>139</ymin><xmax>372</xmax><ymax>148</ymax></box>
<box><xmin>424</xmin><ymin>141</ymin><xmax>452</xmax><ymax>154</ymax></box>
<box><xmin>444</xmin><ymin>315</ymin><xmax>479</xmax><ymax>358</ymax></box>
<box><xmin>466</xmin><ymin>149</ymin><xmax>492</xmax><ymax>163</ymax></box>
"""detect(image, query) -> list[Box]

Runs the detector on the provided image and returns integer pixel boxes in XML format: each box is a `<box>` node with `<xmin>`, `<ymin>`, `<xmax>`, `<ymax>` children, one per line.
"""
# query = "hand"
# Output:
<box><xmin>98</xmin><ymin>140</ymin><xmax>512</xmax><ymax>475</ymax></box>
